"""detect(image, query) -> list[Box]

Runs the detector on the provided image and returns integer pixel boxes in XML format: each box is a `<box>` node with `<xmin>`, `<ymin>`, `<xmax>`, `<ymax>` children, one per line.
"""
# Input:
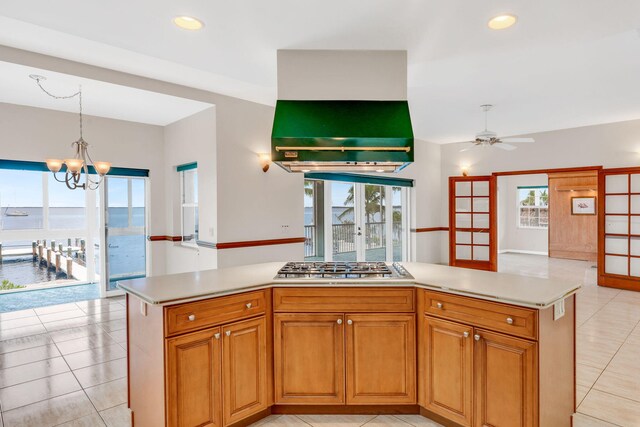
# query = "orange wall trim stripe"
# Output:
<box><xmin>216</xmin><ymin>237</ymin><xmax>306</xmax><ymax>250</ymax></box>
<box><xmin>148</xmin><ymin>235</ymin><xmax>182</xmax><ymax>242</ymax></box>
<box><xmin>411</xmin><ymin>227</ymin><xmax>449</xmax><ymax>233</ymax></box>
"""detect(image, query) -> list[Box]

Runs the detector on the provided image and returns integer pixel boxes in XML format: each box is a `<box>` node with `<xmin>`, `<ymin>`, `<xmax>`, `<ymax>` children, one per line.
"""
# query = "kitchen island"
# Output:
<box><xmin>119</xmin><ymin>262</ymin><xmax>579</xmax><ymax>427</ymax></box>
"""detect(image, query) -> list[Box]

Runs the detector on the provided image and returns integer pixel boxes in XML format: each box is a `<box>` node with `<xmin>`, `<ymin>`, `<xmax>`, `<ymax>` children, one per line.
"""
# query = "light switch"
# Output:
<box><xmin>553</xmin><ymin>299</ymin><xmax>565</xmax><ymax>320</ymax></box>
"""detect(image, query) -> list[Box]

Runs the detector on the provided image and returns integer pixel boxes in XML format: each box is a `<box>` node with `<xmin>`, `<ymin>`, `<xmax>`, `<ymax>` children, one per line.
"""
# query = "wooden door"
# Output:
<box><xmin>449</xmin><ymin>176</ymin><xmax>497</xmax><ymax>271</ymax></box>
<box><xmin>474</xmin><ymin>329</ymin><xmax>537</xmax><ymax>427</ymax></box>
<box><xmin>423</xmin><ymin>316</ymin><xmax>473</xmax><ymax>427</ymax></box>
<box><xmin>345</xmin><ymin>314</ymin><xmax>416</xmax><ymax>404</ymax></box>
<box><xmin>222</xmin><ymin>316</ymin><xmax>267</xmax><ymax>426</ymax></box>
<box><xmin>166</xmin><ymin>327</ymin><xmax>222</xmax><ymax>427</ymax></box>
<box><xmin>599</xmin><ymin>167</ymin><xmax>640</xmax><ymax>290</ymax></box>
<box><xmin>274</xmin><ymin>313</ymin><xmax>345</xmax><ymax>404</ymax></box>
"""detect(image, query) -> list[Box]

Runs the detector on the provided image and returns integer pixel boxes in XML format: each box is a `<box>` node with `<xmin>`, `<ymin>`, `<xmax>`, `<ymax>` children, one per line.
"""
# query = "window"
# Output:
<box><xmin>518</xmin><ymin>186</ymin><xmax>548</xmax><ymax>229</ymax></box>
<box><xmin>0</xmin><ymin>169</ymin><xmax>44</xmax><ymax>230</ymax></box>
<box><xmin>180</xmin><ymin>167</ymin><xmax>198</xmax><ymax>245</ymax></box>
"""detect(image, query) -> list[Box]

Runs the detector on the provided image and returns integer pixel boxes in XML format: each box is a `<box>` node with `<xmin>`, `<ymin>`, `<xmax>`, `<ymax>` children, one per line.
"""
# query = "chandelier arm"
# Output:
<box><xmin>64</xmin><ymin>171</ymin><xmax>77</xmax><ymax>191</ymax></box>
<box><xmin>51</xmin><ymin>172</ymin><xmax>68</xmax><ymax>183</ymax></box>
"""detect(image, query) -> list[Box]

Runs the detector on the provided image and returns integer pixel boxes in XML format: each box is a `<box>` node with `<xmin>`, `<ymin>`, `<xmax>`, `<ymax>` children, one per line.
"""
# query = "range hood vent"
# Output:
<box><xmin>271</xmin><ymin>100</ymin><xmax>414</xmax><ymax>173</ymax></box>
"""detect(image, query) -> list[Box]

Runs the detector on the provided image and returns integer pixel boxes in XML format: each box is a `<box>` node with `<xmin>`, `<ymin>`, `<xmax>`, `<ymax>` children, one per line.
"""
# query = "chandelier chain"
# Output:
<box><xmin>34</xmin><ymin>78</ymin><xmax>83</xmax><ymax>140</ymax></box>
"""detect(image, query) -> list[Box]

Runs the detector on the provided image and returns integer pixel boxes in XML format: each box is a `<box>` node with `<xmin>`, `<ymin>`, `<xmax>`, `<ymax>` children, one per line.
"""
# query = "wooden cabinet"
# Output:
<box><xmin>274</xmin><ymin>313</ymin><xmax>345</xmax><ymax>404</ymax></box>
<box><xmin>274</xmin><ymin>310</ymin><xmax>416</xmax><ymax>406</ymax></box>
<box><xmin>419</xmin><ymin>289</ymin><xmax>571</xmax><ymax>427</ymax></box>
<box><xmin>423</xmin><ymin>317</ymin><xmax>473</xmax><ymax>427</ymax></box>
<box><xmin>474</xmin><ymin>329</ymin><xmax>537</xmax><ymax>427</ymax></box>
<box><xmin>222</xmin><ymin>317</ymin><xmax>268</xmax><ymax>425</ymax></box>
<box><xmin>166</xmin><ymin>316</ymin><xmax>268</xmax><ymax>427</ymax></box>
<box><xmin>346</xmin><ymin>314</ymin><xmax>416</xmax><ymax>404</ymax></box>
<box><xmin>166</xmin><ymin>328</ymin><xmax>222</xmax><ymax>427</ymax></box>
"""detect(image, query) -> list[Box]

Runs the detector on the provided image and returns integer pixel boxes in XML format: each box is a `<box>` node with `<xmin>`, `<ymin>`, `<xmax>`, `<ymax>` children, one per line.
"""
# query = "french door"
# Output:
<box><xmin>100</xmin><ymin>176</ymin><xmax>148</xmax><ymax>296</ymax></box>
<box><xmin>599</xmin><ymin>167</ymin><xmax>640</xmax><ymax>290</ymax></box>
<box><xmin>326</xmin><ymin>182</ymin><xmax>408</xmax><ymax>262</ymax></box>
<box><xmin>449</xmin><ymin>176</ymin><xmax>497</xmax><ymax>271</ymax></box>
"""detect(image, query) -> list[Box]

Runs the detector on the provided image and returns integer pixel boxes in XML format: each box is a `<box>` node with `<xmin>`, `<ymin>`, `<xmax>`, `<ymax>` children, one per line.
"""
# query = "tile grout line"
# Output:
<box><xmin>34</xmin><ymin>305</ymin><xmax>107</xmax><ymax>426</ymax></box>
<box><xmin>576</xmin><ymin>291</ymin><xmax>640</xmax><ymax>420</ymax></box>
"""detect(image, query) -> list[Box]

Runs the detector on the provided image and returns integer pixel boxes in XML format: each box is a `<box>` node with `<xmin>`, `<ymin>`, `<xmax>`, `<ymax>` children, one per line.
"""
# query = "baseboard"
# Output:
<box><xmin>499</xmin><ymin>249</ymin><xmax>549</xmax><ymax>256</ymax></box>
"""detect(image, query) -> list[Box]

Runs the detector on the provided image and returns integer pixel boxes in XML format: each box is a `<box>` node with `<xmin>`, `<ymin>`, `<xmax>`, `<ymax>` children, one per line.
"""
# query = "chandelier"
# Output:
<box><xmin>31</xmin><ymin>75</ymin><xmax>111</xmax><ymax>190</ymax></box>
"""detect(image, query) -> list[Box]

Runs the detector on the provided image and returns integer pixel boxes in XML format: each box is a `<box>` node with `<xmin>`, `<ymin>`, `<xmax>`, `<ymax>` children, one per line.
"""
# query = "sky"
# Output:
<box><xmin>0</xmin><ymin>170</ymin><xmax>144</xmax><ymax>208</ymax></box>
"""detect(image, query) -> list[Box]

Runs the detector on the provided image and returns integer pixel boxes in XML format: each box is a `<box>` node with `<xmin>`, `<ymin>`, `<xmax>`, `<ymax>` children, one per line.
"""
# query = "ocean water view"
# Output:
<box><xmin>0</xmin><ymin>207</ymin><xmax>146</xmax><ymax>287</ymax></box>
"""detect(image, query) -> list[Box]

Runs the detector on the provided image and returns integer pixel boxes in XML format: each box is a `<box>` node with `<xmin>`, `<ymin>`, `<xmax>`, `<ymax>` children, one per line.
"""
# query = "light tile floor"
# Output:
<box><xmin>0</xmin><ymin>297</ymin><xmax>128</xmax><ymax>427</ymax></box>
<box><xmin>500</xmin><ymin>253</ymin><xmax>640</xmax><ymax>427</ymax></box>
<box><xmin>0</xmin><ymin>255</ymin><xmax>638</xmax><ymax>426</ymax></box>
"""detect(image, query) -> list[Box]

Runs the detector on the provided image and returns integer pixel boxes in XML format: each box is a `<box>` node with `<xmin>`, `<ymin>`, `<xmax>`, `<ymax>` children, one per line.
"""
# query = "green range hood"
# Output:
<box><xmin>271</xmin><ymin>100</ymin><xmax>414</xmax><ymax>173</ymax></box>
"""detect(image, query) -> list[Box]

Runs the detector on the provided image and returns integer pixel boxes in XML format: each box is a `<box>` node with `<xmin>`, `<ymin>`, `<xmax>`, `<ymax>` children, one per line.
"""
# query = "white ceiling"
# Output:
<box><xmin>0</xmin><ymin>61</ymin><xmax>213</xmax><ymax>126</ymax></box>
<box><xmin>1</xmin><ymin>1</ymin><xmax>640</xmax><ymax>141</ymax></box>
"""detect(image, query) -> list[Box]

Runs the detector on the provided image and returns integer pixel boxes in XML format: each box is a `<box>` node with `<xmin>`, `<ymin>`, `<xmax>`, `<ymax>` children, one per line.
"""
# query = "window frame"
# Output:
<box><xmin>516</xmin><ymin>186</ymin><xmax>549</xmax><ymax>230</ymax></box>
<box><xmin>179</xmin><ymin>167</ymin><xmax>199</xmax><ymax>248</ymax></box>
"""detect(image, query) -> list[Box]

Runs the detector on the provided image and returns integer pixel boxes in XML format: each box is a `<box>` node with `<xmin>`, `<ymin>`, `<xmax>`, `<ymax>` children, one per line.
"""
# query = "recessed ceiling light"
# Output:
<box><xmin>173</xmin><ymin>16</ymin><xmax>204</xmax><ymax>31</ymax></box>
<box><xmin>488</xmin><ymin>14</ymin><xmax>517</xmax><ymax>30</ymax></box>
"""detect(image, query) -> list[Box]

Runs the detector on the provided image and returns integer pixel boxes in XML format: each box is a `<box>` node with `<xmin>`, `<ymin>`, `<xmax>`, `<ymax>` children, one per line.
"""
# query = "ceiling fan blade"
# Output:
<box><xmin>500</xmin><ymin>137</ymin><xmax>535</xmax><ymax>143</ymax></box>
<box><xmin>495</xmin><ymin>143</ymin><xmax>518</xmax><ymax>151</ymax></box>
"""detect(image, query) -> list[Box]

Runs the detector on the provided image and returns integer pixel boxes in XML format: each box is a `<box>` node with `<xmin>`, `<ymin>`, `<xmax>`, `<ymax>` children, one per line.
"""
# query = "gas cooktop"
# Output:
<box><xmin>274</xmin><ymin>261</ymin><xmax>413</xmax><ymax>280</ymax></box>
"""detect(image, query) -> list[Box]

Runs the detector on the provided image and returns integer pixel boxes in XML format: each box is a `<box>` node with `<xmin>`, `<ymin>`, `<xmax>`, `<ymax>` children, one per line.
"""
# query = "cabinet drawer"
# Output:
<box><xmin>165</xmin><ymin>290</ymin><xmax>267</xmax><ymax>337</ymax></box>
<box><xmin>423</xmin><ymin>290</ymin><xmax>537</xmax><ymax>340</ymax></box>
<box><xmin>273</xmin><ymin>287</ymin><xmax>414</xmax><ymax>312</ymax></box>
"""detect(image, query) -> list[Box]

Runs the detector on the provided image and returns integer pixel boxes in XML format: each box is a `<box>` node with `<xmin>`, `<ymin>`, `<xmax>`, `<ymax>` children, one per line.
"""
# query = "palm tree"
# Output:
<box><xmin>338</xmin><ymin>185</ymin><xmax>385</xmax><ymax>223</ymax></box>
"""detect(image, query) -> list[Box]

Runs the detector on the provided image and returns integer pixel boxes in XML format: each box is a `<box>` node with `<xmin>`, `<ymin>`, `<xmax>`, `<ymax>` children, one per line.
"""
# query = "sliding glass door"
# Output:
<box><xmin>102</xmin><ymin>176</ymin><xmax>147</xmax><ymax>295</ymax></box>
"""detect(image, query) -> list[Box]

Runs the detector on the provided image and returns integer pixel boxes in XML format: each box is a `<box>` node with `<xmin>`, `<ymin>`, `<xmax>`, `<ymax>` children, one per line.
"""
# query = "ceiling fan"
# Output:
<box><xmin>460</xmin><ymin>104</ymin><xmax>535</xmax><ymax>152</ymax></box>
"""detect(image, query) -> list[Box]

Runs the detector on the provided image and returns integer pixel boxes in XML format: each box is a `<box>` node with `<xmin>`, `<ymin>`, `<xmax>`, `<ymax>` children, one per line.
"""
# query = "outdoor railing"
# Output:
<box><xmin>304</xmin><ymin>222</ymin><xmax>403</xmax><ymax>258</ymax></box>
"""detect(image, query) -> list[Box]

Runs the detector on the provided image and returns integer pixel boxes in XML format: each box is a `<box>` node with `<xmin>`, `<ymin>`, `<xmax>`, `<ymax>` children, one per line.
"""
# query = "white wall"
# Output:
<box><xmin>0</xmin><ymin>102</ymin><xmax>168</xmax><ymax>276</ymax></box>
<box><xmin>277</xmin><ymin>50</ymin><xmax>407</xmax><ymax>100</ymax></box>
<box><xmin>440</xmin><ymin>118</ymin><xmax>640</xmax><ymax>263</ymax></box>
<box><xmin>396</xmin><ymin>140</ymin><xmax>443</xmax><ymax>263</ymax></box>
<box><xmin>214</xmin><ymin>96</ymin><xmax>304</xmax><ymax>268</ymax></box>
<box><xmin>163</xmin><ymin>107</ymin><xmax>218</xmax><ymax>274</ymax></box>
<box><xmin>497</xmin><ymin>174</ymin><xmax>548</xmax><ymax>255</ymax></box>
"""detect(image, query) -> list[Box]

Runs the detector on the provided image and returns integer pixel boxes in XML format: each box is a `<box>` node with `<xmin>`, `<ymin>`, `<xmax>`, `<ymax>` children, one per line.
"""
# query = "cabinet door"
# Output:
<box><xmin>166</xmin><ymin>327</ymin><xmax>222</xmax><ymax>427</ymax></box>
<box><xmin>274</xmin><ymin>313</ymin><xmax>345</xmax><ymax>404</ymax></box>
<box><xmin>474</xmin><ymin>329</ymin><xmax>537</xmax><ymax>427</ymax></box>
<box><xmin>222</xmin><ymin>316</ymin><xmax>267</xmax><ymax>426</ymax></box>
<box><xmin>346</xmin><ymin>314</ymin><xmax>416</xmax><ymax>404</ymax></box>
<box><xmin>423</xmin><ymin>316</ymin><xmax>473</xmax><ymax>427</ymax></box>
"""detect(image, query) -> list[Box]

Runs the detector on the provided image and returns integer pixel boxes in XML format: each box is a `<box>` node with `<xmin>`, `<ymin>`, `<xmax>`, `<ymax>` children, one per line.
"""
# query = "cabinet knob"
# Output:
<box><xmin>347</xmin><ymin>319</ymin><xmax>353</xmax><ymax>325</ymax></box>
<box><xmin>337</xmin><ymin>319</ymin><xmax>343</xmax><ymax>325</ymax></box>
<box><xmin>246</xmin><ymin>302</ymin><xmax>252</xmax><ymax>309</ymax></box>
<box><xmin>225</xmin><ymin>331</ymin><xmax>231</xmax><ymax>337</ymax></box>
<box><xmin>474</xmin><ymin>334</ymin><xmax>481</xmax><ymax>341</ymax></box>
<box><xmin>463</xmin><ymin>331</ymin><xmax>469</xmax><ymax>338</ymax></box>
<box><xmin>214</xmin><ymin>333</ymin><xmax>220</xmax><ymax>340</ymax></box>
<box><xmin>506</xmin><ymin>317</ymin><xmax>514</xmax><ymax>325</ymax></box>
<box><xmin>436</xmin><ymin>302</ymin><xmax>443</xmax><ymax>309</ymax></box>
<box><xmin>187</xmin><ymin>314</ymin><xmax>196</xmax><ymax>322</ymax></box>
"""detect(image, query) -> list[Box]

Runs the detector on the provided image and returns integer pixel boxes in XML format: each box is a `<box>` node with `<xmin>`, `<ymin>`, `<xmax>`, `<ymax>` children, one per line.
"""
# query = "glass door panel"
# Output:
<box><xmin>364</xmin><ymin>185</ymin><xmax>386</xmax><ymax>262</ymax></box>
<box><xmin>599</xmin><ymin>170</ymin><xmax>640</xmax><ymax>289</ymax></box>
<box><xmin>331</xmin><ymin>182</ymin><xmax>356</xmax><ymax>262</ymax></box>
<box><xmin>449</xmin><ymin>176</ymin><xmax>496</xmax><ymax>271</ymax></box>
<box><xmin>104</xmin><ymin>177</ymin><xmax>147</xmax><ymax>293</ymax></box>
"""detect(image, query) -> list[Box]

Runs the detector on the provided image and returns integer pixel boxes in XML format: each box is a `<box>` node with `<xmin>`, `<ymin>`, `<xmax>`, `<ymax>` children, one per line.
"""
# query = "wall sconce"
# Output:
<box><xmin>461</xmin><ymin>165</ymin><xmax>469</xmax><ymax>177</ymax></box>
<box><xmin>258</xmin><ymin>153</ymin><xmax>271</xmax><ymax>172</ymax></box>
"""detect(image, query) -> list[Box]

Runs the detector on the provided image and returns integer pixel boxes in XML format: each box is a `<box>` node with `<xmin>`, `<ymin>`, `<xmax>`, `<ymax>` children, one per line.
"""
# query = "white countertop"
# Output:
<box><xmin>117</xmin><ymin>262</ymin><xmax>580</xmax><ymax>309</ymax></box>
